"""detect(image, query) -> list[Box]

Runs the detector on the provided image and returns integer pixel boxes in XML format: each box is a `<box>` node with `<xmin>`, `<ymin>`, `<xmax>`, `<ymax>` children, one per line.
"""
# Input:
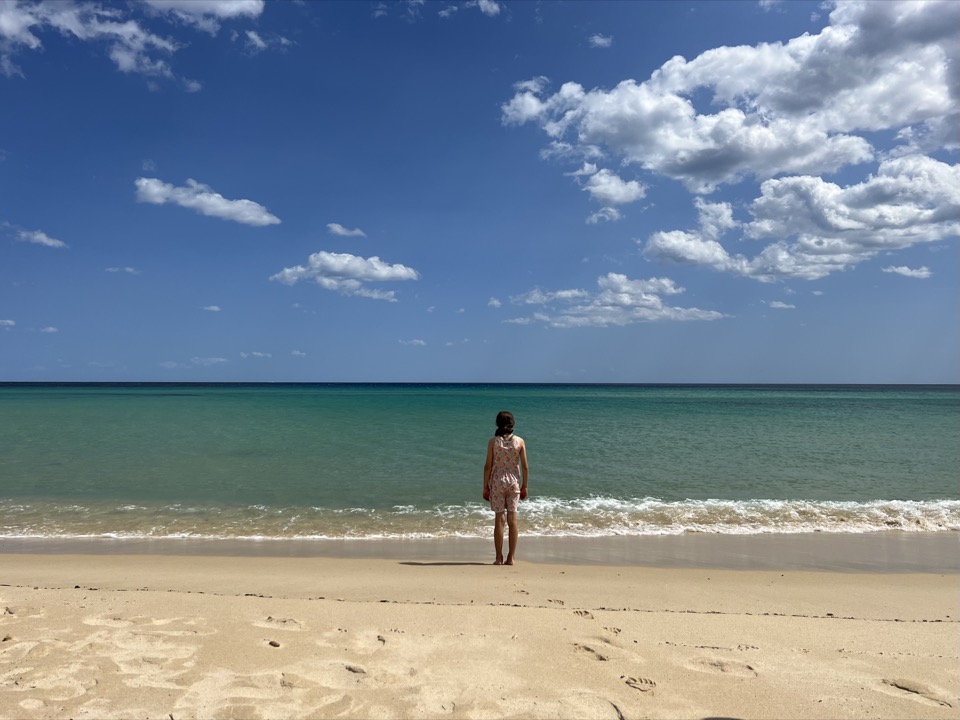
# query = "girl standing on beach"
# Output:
<box><xmin>482</xmin><ymin>411</ymin><xmax>529</xmax><ymax>566</ymax></box>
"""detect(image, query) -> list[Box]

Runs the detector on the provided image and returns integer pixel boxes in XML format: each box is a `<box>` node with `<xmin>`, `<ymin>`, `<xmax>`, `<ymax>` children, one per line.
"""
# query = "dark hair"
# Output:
<box><xmin>495</xmin><ymin>410</ymin><xmax>515</xmax><ymax>436</ymax></box>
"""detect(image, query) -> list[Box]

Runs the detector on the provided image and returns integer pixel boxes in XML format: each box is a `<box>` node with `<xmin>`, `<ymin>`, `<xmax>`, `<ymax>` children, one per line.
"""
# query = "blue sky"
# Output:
<box><xmin>1</xmin><ymin>0</ymin><xmax>957</xmax><ymax>383</ymax></box>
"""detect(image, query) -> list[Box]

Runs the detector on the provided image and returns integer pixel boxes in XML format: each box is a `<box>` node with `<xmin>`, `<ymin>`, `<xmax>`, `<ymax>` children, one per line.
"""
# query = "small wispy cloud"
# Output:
<box><xmin>40</xmin><ymin>326</ymin><xmax>58</xmax><ymax>333</ymax></box>
<box><xmin>588</xmin><ymin>33</ymin><xmax>613</xmax><ymax>48</ymax></box>
<box><xmin>399</xmin><ymin>339</ymin><xmax>427</xmax><ymax>346</ymax></box>
<box><xmin>191</xmin><ymin>356</ymin><xmax>228</xmax><ymax>366</ymax></box>
<box><xmin>327</xmin><ymin>223</ymin><xmax>366</xmax><ymax>237</ymax></box>
<box><xmin>768</xmin><ymin>301</ymin><xmax>796</xmax><ymax>309</ymax></box>
<box><xmin>488</xmin><ymin>297</ymin><xmax>502</xmax><ymax>308</ymax></box>
<box><xmin>202</xmin><ymin>305</ymin><xmax>222</xmax><ymax>312</ymax></box>
<box><xmin>586</xmin><ymin>207</ymin><xmax>622</xmax><ymax>224</ymax></box>
<box><xmin>291</xmin><ymin>350</ymin><xmax>307</xmax><ymax>357</ymax></box>
<box><xmin>240</xmin><ymin>351</ymin><xmax>272</xmax><ymax>358</ymax></box>
<box><xmin>882</xmin><ymin>265</ymin><xmax>932</xmax><ymax>279</ymax></box>
<box><xmin>1</xmin><ymin>319</ymin><xmax>15</xmax><ymax>329</ymax></box>
<box><xmin>17</xmin><ymin>229</ymin><xmax>67</xmax><ymax>248</ymax></box>
<box><xmin>106</xmin><ymin>266</ymin><xmax>140</xmax><ymax>274</ymax></box>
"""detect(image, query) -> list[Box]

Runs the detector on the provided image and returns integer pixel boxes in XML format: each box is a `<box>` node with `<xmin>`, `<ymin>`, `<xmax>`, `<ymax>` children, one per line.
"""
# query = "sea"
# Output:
<box><xmin>1</xmin><ymin>383</ymin><xmax>957</xmax><ymax>542</ymax></box>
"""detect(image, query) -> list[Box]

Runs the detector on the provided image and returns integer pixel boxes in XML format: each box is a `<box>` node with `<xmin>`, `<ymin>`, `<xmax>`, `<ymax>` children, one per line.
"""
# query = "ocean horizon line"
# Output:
<box><xmin>2</xmin><ymin>381</ymin><xmax>958</xmax><ymax>389</ymax></box>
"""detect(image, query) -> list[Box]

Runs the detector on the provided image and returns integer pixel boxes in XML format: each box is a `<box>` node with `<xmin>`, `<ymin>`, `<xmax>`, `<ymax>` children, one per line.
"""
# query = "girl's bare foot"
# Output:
<box><xmin>505</xmin><ymin>556</ymin><xmax>515</xmax><ymax>566</ymax></box>
<box><xmin>494</xmin><ymin>555</ymin><xmax>504</xmax><ymax>565</ymax></box>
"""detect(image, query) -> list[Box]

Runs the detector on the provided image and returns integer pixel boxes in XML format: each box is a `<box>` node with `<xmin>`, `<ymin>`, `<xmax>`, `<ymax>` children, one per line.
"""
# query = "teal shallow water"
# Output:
<box><xmin>1</xmin><ymin>383</ymin><xmax>957</xmax><ymax>538</ymax></box>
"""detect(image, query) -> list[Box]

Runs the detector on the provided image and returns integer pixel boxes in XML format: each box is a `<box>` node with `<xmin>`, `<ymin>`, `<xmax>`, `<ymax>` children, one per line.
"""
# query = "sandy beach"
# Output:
<box><xmin>1</xmin><ymin>540</ymin><xmax>957</xmax><ymax>720</ymax></box>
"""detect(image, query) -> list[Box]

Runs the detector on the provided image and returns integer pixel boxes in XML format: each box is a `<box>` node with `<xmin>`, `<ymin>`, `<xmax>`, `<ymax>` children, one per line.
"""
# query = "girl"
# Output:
<box><xmin>482</xmin><ymin>411</ymin><xmax>529</xmax><ymax>565</ymax></box>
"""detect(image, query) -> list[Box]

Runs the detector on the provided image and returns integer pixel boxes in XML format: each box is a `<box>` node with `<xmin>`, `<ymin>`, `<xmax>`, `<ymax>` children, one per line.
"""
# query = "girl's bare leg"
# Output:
<box><xmin>505</xmin><ymin>511</ymin><xmax>518</xmax><ymax>565</ymax></box>
<box><xmin>493</xmin><ymin>512</ymin><xmax>505</xmax><ymax>565</ymax></box>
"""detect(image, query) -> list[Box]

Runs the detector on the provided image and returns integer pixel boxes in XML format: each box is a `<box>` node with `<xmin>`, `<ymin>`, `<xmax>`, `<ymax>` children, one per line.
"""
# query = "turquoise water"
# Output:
<box><xmin>1</xmin><ymin>383</ymin><xmax>957</xmax><ymax>539</ymax></box>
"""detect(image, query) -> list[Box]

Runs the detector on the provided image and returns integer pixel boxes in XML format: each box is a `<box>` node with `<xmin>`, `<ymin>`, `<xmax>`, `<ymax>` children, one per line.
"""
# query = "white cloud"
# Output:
<box><xmin>17</xmin><ymin>229</ymin><xmax>67</xmax><ymax>248</ymax></box>
<box><xmin>291</xmin><ymin>350</ymin><xmax>307</xmax><ymax>357</ymax></box>
<box><xmin>135</xmin><ymin>177</ymin><xmax>281</xmax><ymax>226</ymax></box>
<box><xmin>582</xmin><ymin>169</ymin><xmax>646</xmax><ymax>205</ymax></box>
<box><xmin>511</xmin><ymin>288</ymin><xmax>590</xmax><ymax>305</ymax></box>
<box><xmin>1</xmin><ymin>319</ymin><xmax>15</xmax><ymax>329</ymax></box>
<box><xmin>270</xmin><ymin>251</ymin><xmax>420</xmax><ymax>302</ymax></box>
<box><xmin>159</xmin><ymin>360</ymin><xmax>181</xmax><ymax>369</ymax></box>
<box><xmin>438</xmin><ymin>5</ymin><xmax>457</xmax><ymax>18</ymax></box>
<box><xmin>106</xmin><ymin>266</ymin><xmax>139</xmax><ymax>274</ymax></box>
<box><xmin>468</xmin><ymin>0</ymin><xmax>501</xmax><ymax>17</ymax></box>
<box><xmin>202</xmin><ymin>305</ymin><xmax>221</xmax><ymax>312</ymax></box>
<box><xmin>502</xmin><ymin>1</ymin><xmax>958</xmax><ymax>193</ymax></box>
<box><xmin>488</xmin><ymin>297</ymin><xmax>502</xmax><ymax>308</ymax></box>
<box><xmin>588</xmin><ymin>34</ymin><xmax>613</xmax><ymax>48</ymax></box>
<box><xmin>399</xmin><ymin>339</ymin><xmax>427</xmax><ymax>346</ymax></box>
<box><xmin>882</xmin><ymin>265</ymin><xmax>932</xmax><ymax>279</ymax></box>
<box><xmin>39</xmin><ymin>326</ymin><xmax>58</xmax><ymax>333</ymax></box>
<box><xmin>191</xmin><ymin>356</ymin><xmax>228</xmax><ymax>366</ymax></box>
<box><xmin>644</xmin><ymin>156</ymin><xmax>959</xmax><ymax>281</ymax></box>
<box><xmin>327</xmin><ymin>222</ymin><xmax>366</xmax><ymax>237</ymax></box>
<box><xmin>767</xmin><ymin>301</ymin><xmax>795</xmax><ymax>309</ymax></box>
<box><xmin>0</xmin><ymin>1</ymin><xmax>179</xmax><ymax>78</ymax></box>
<box><xmin>508</xmin><ymin>273</ymin><xmax>723</xmax><ymax>327</ymax></box>
<box><xmin>144</xmin><ymin>0</ymin><xmax>264</xmax><ymax>33</ymax></box>
<box><xmin>245</xmin><ymin>30</ymin><xmax>266</xmax><ymax>51</ymax></box>
<box><xmin>586</xmin><ymin>207</ymin><xmax>622</xmax><ymax>224</ymax></box>
<box><xmin>240</xmin><ymin>351</ymin><xmax>272</xmax><ymax>358</ymax></box>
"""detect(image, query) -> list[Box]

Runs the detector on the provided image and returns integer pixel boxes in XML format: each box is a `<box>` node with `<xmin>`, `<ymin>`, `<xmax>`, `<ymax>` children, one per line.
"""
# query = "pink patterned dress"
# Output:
<box><xmin>489</xmin><ymin>434</ymin><xmax>523</xmax><ymax>513</ymax></box>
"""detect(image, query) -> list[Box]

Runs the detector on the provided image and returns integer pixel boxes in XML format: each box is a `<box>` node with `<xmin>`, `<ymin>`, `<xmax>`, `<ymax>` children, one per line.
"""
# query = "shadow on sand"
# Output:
<box><xmin>399</xmin><ymin>561</ymin><xmax>491</xmax><ymax>567</ymax></box>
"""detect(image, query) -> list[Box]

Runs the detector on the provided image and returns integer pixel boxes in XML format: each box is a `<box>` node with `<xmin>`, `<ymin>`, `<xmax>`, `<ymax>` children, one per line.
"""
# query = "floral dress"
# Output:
<box><xmin>489</xmin><ymin>434</ymin><xmax>522</xmax><ymax>513</ymax></box>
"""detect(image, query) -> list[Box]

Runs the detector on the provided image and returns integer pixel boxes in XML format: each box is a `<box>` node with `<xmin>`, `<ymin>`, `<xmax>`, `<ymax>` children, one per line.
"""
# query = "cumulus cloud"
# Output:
<box><xmin>582</xmin><ymin>168</ymin><xmax>647</xmax><ymax>205</ymax></box>
<box><xmin>507</xmin><ymin>273</ymin><xmax>724</xmax><ymax>327</ymax></box>
<box><xmin>17</xmin><ymin>229</ymin><xmax>67</xmax><ymax>248</ymax></box>
<box><xmin>270</xmin><ymin>251</ymin><xmax>420</xmax><ymax>302</ymax></box>
<box><xmin>135</xmin><ymin>177</ymin><xmax>281</xmax><ymax>226</ymax></box>
<box><xmin>488</xmin><ymin>297</ymin><xmax>502</xmax><ymax>308</ymax></box>
<box><xmin>883</xmin><ymin>265</ymin><xmax>932</xmax><ymax>279</ymax></box>
<box><xmin>588</xmin><ymin>34</ymin><xmax>613</xmax><ymax>48</ymax></box>
<box><xmin>327</xmin><ymin>223</ymin><xmax>366</xmax><ymax>237</ymax></box>
<box><xmin>502</xmin><ymin>1</ymin><xmax>958</xmax><ymax>193</ymax></box>
<box><xmin>644</xmin><ymin>156</ymin><xmax>959</xmax><ymax>281</ymax></box>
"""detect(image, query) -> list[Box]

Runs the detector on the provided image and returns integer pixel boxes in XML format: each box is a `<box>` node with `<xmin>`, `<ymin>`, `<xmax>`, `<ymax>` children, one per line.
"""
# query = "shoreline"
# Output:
<box><xmin>2</xmin><ymin>530</ymin><xmax>957</xmax><ymax>572</ymax></box>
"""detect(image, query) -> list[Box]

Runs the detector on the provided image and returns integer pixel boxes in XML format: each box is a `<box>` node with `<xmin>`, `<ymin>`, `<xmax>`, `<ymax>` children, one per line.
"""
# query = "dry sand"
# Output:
<box><xmin>1</xmin><ymin>548</ymin><xmax>957</xmax><ymax>719</ymax></box>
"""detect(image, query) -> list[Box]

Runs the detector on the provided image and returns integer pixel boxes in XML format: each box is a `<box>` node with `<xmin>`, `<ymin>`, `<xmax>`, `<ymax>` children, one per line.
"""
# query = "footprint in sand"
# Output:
<box><xmin>574</xmin><ymin>610</ymin><xmax>595</xmax><ymax>619</ymax></box>
<box><xmin>624</xmin><ymin>676</ymin><xmax>656</xmax><ymax>693</ymax></box>
<box><xmin>573</xmin><ymin>643</ymin><xmax>609</xmax><ymax>661</ymax></box>
<box><xmin>256</xmin><ymin>616</ymin><xmax>305</xmax><ymax>631</ymax></box>
<box><xmin>688</xmin><ymin>656</ymin><xmax>758</xmax><ymax>677</ymax></box>
<box><xmin>882</xmin><ymin>678</ymin><xmax>954</xmax><ymax>708</ymax></box>
<box><xmin>548</xmin><ymin>599</ymin><xmax>565</xmax><ymax>606</ymax></box>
